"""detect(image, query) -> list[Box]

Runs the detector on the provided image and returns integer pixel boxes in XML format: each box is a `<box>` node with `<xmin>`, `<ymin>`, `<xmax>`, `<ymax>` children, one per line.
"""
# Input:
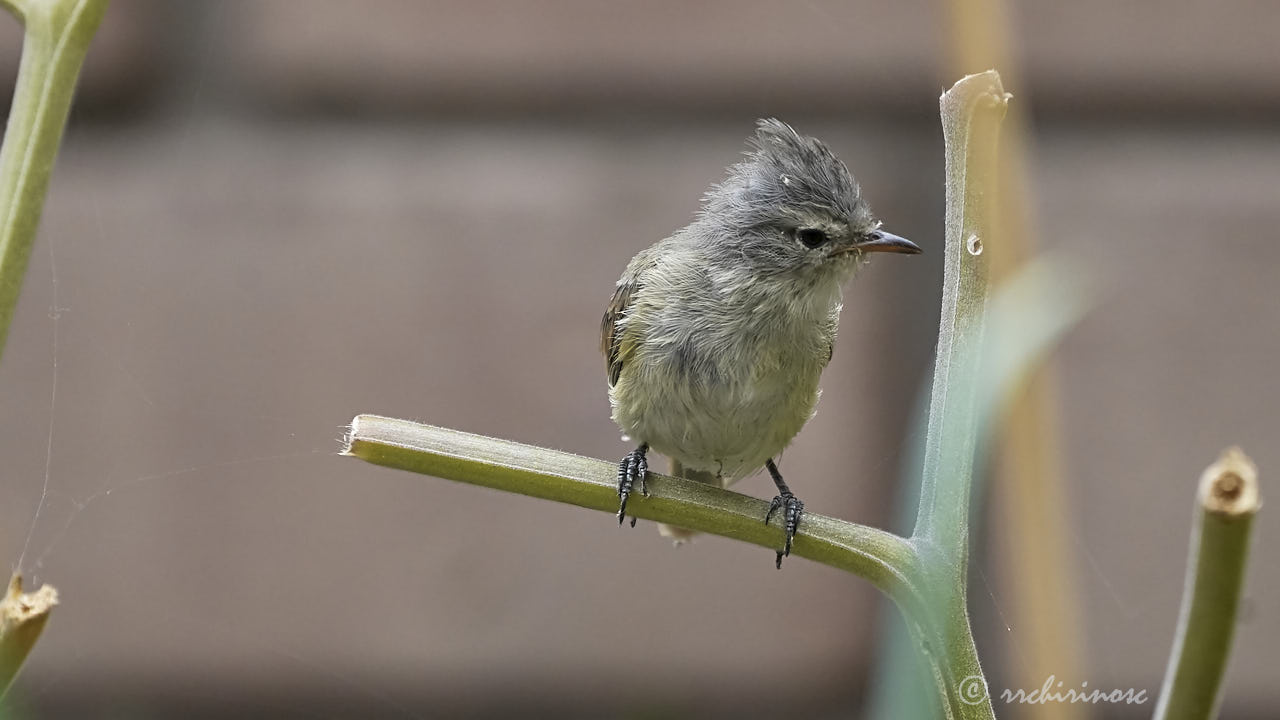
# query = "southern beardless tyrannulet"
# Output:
<box><xmin>601</xmin><ymin>119</ymin><xmax>920</xmax><ymax>567</ymax></box>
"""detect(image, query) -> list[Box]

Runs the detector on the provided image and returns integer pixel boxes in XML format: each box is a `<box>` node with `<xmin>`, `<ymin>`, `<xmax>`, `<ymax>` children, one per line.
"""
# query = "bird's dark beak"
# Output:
<box><xmin>852</xmin><ymin>229</ymin><xmax>922</xmax><ymax>255</ymax></box>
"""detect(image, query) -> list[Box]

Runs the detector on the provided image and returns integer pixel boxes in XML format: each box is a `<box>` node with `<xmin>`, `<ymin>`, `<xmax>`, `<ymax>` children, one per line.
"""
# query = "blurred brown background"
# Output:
<box><xmin>0</xmin><ymin>1</ymin><xmax>1276</xmax><ymax>718</ymax></box>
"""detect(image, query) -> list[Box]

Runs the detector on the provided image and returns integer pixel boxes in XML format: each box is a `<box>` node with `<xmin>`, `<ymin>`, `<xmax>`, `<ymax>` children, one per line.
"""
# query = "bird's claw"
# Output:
<box><xmin>765</xmin><ymin>492</ymin><xmax>804</xmax><ymax>568</ymax></box>
<box><xmin>616</xmin><ymin>445</ymin><xmax>649</xmax><ymax>526</ymax></box>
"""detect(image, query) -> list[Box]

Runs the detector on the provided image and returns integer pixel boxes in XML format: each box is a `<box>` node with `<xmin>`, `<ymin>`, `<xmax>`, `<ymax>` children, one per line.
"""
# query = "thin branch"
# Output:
<box><xmin>1154</xmin><ymin>447</ymin><xmax>1261</xmax><ymax>720</ymax></box>
<box><xmin>343</xmin><ymin>415</ymin><xmax>920</xmax><ymax>598</ymax></box>
<box><xmin>0</xmin><ymin>0</ymin><xmax>109</xmax><ymax>364</ymax></box>
<box><xmin>0</xmin><ymin>574</ymin><xmax>58</xmax><ymax>697</ymax></box>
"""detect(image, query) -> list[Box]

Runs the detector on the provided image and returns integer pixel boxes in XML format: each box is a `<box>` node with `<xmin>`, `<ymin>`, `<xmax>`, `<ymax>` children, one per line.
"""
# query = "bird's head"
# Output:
<box><xmin>698</xmin><ymin>119</ymin><xmax>920</xmax><ymax>281</ymax></box>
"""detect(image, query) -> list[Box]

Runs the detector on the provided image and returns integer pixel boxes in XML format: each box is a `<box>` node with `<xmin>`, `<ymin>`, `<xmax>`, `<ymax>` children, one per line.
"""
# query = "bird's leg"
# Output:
<box><xmin>764</xmin><ymin>458</ymin><xmax>804</xmax><ymax>568</ymax></box>
<box><xmin>616</xmin><ymin>443</ymin><xmax>649</xmax><ymax>527</ymax></box>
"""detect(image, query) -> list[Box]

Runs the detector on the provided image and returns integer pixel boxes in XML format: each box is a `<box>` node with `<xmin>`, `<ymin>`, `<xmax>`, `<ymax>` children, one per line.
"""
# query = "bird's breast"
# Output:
<box><xmin>610</xmin><ymin>278</ymin><xmax>838</xmax><ymax>479</ymax></box>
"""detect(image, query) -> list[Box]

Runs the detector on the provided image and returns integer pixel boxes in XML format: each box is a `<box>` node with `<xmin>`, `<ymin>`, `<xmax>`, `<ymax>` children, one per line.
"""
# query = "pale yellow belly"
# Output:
<box><xmin>610</xmin><ymin>358</ymin><xmax>822</xmax><ymax>482</ymax></box>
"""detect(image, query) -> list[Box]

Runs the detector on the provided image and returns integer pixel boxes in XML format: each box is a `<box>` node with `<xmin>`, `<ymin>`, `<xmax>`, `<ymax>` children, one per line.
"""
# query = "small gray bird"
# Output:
<box><xmin>601</xmin><ymin>119</ymin><xmax>920</xmax><ymax>567</ymax></box>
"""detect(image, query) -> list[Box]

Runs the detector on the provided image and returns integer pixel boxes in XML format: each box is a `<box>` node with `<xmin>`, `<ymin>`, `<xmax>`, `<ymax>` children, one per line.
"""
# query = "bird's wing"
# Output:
<box><xmin>602</xmin><ymin>244</ymin><xmax>665</xmax><ymax>387</ymax></box>
<box><xmin>601</xmin><ymin>279</ymin><xmax>636</xmax><ymax>387</ymax></box>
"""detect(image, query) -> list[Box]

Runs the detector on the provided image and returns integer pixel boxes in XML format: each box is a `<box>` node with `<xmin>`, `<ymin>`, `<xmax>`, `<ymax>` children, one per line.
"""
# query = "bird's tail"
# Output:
<box><xmin>657</xmin><ymin>459</ymin><xmax>722</xmax><ymax>545</ymax></box>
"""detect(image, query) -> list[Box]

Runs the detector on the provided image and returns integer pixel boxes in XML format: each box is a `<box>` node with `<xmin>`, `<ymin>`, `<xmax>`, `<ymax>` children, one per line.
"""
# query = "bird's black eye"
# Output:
<box><xmin>795</xmin><ymin>228</ymin><xmax>828</xmax><ymax>249</ymax></box>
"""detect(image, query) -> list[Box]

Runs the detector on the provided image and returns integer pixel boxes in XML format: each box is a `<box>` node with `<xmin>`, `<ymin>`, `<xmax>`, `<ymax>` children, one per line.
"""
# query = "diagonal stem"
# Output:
<box><xmin>0</xmin><ymin>0</ymin><xmax>109</xmax><ymax>364</ymax></box>
<box><xmin>344</xmin><ymin>414</ymin><xmax>920</xmax><ymax>599</ymax></box>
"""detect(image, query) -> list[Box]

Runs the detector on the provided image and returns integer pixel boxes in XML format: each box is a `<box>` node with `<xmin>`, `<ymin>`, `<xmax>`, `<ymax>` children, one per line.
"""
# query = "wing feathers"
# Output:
<box><xmin>601</xmin><ymin>281</ymin><xmax>635</xmax><ymax>386</ymax></box>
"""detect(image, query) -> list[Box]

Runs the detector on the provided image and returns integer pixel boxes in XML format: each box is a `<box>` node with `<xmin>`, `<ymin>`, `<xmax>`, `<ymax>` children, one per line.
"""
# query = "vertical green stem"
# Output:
<box><xmin>1154</xmin><ymin>448</ymin><xmax>1261</xmax><ymax>720</ymax></box>
<box><xmin>902</xmin><ymin>71</ymin><xmax>1007</xmax><ymax>720</ymax></box>
<box><xmin>913</xmin><ymin>72</ymin><xmax>1006</xmax><ymax>566</ymax></box>
<box><xmin>0</xmin><ymin>0</ymin><xmax>109</xmax><ymax>362</ymax></box>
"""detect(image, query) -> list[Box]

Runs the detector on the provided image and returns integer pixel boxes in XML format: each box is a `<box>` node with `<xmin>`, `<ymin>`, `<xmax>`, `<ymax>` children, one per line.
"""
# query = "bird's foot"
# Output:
<box><xmin>616</xmin><ymin>443</ymin><xmax>649</xmax><ymax>527</ymax></box>
<box><xmin>765</xmin><ymin>492</ymin><xmax>804</xmax><ymax>568</ymax></box>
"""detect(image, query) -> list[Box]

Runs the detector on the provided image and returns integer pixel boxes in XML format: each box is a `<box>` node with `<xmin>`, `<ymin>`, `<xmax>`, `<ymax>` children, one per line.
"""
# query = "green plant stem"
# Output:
<box><xmin>1154</xmin><ymin>448</ymin><xmax>1261</xmax><ymax>720</ymax></box>
<box><xmin>344</xmin><ymin>416</ymin><xmax>951</xmax><ymax>706</ymax></box>
<box><xmin>872</xmin><ymin>253</ymin><xmax>1090</xmax><ymax>720</ymax></box>
<box><xmin>0</xmin><ymin>574</ymin><xmax>58</xmax><ymax>697</ymax></box>
<box><xmin>900</xmin><ymin>71</ymin><xmax>1007</xmax><ymax>720</ymax></box>
<box><xmin>344</xmin><ymin>415</ymin><xmax>920</xmax><ymax>597</ymax></box>
<box><xmin>0</xmin><ymin>2</ymin><xmax>30</xmax><ymax>19</ymax></box>
<box><xmin>913</xmin><ymin>72</ymin><xmax>1006</xmax><ymax>565</ymax></box>
<box><xmin>0</xmin><ymin>0</ymin><xmax>108</xmax><ymax>363</ymax></box>
<box><xmin>343</xmin><ymin>414</ymin><xmax>982</xmax><ymax>716</ymax></box>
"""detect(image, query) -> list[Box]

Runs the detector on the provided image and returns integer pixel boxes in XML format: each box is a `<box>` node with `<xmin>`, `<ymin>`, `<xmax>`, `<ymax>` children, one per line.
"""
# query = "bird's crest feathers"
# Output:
<box><xmin>701</xmin><ymin>118</ymin><xmax>866</xmax><ymax>226</ymax></box>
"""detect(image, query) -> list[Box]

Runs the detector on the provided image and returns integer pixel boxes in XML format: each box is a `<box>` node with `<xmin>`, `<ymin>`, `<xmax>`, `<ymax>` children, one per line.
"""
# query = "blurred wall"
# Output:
<box><xmin>0</xmin><ymin>1</ymin><xmax>1276</xmax><ymax>718</ymax></box>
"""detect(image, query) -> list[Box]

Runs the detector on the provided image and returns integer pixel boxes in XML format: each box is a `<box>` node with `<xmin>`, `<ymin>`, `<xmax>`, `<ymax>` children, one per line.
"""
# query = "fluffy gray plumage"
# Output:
<box><xmin>602</xmin><ymin>119</ymin><xmax>917</xmax><ymax>542</ymax></box>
